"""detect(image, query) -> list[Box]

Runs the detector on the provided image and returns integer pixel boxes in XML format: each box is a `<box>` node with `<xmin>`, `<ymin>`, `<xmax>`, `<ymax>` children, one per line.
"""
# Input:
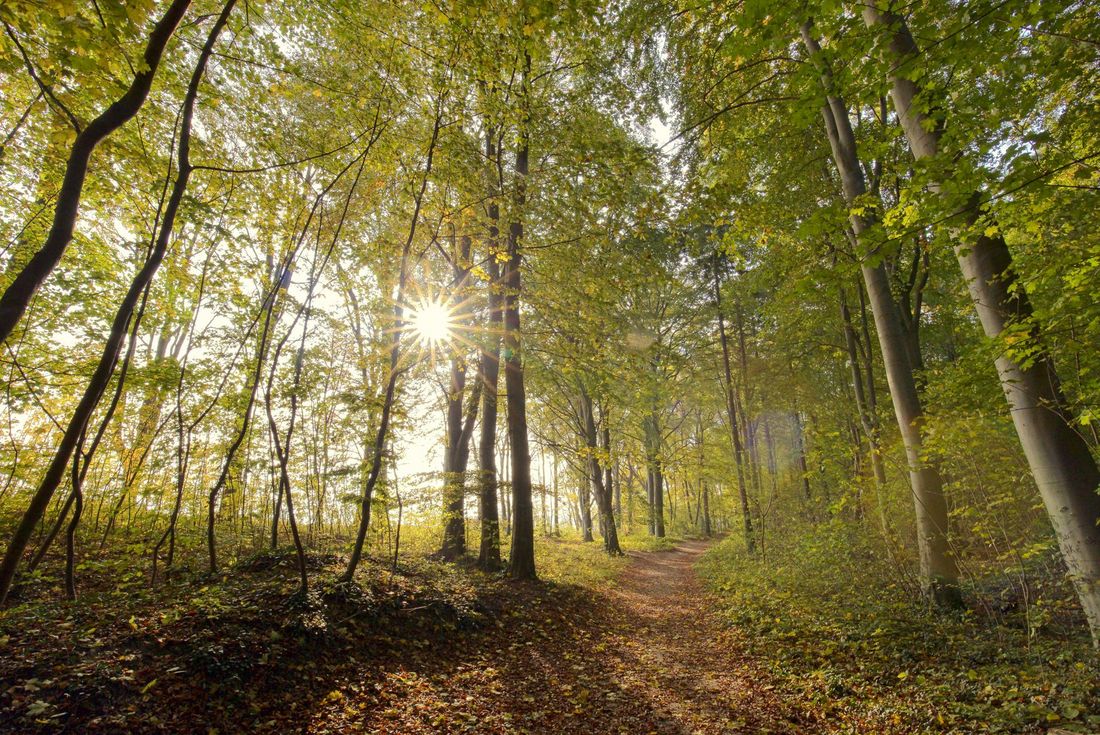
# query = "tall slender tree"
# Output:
<box><xmin>0</xmin><ymin>0</ymin><xmax>235</xmax><ymax>604</ymax></box>
<box><xmin>863</xmin><ymin>4</ymin><xmax>1100</xmax><ymax>638</ymax></box>
<box><xmin>802</xmin><ymin>22</ymin><xmax>961</xmax><ymax>607</ymax></box>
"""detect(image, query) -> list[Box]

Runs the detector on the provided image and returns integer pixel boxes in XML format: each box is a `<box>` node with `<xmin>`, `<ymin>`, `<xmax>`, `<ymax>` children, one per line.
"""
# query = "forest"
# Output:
<box><xmin>0</xmin><ymin>0</ymin><xmax>1098</xmax><ymax>732</ymax></box>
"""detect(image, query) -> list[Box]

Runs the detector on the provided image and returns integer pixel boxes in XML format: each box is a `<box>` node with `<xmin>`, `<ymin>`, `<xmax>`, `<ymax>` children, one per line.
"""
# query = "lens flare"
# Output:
<box><xmin>409</xmin><ymin>299</ymin><xmax>453</xmax><ymax>345</ymax></box>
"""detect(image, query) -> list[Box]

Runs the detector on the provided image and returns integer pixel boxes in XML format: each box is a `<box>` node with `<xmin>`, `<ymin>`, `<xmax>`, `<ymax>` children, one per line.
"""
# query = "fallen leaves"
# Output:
<box><xmin>1</xmin><ymin>541</ymin><xmax>843</xmax><ymax>734</ymax></box>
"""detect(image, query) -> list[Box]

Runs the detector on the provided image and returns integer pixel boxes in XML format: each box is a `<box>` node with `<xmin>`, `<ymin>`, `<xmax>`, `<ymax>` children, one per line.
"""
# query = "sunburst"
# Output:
<box><xmin>408</xmin><ymin>297</ymin><xmax>455</xmax><ymax>346</ymax></box>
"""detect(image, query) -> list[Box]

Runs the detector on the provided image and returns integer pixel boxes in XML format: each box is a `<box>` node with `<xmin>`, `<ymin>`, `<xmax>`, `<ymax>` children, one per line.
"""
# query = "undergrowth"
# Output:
<box><xmin>0</xmin><ymin>544</ymin><xmax>518</xmax><ymax>732</ymax></box>
<box><xmin>697</xmin><ymin>524</ymin><xmax>1100</xmax><ymax>734</ymax></box>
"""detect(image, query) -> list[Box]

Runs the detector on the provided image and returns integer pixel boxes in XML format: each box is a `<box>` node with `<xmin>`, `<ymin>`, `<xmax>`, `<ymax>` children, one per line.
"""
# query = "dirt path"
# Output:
<box><xmin>598</xmin><ymin>539</ymin><xmax>807</xmax><ymax>733</ymax></box>
<box><xmin>323</xmin><ymin>540</ymin><xmax>814</xmax><ymax>734</ymax></box>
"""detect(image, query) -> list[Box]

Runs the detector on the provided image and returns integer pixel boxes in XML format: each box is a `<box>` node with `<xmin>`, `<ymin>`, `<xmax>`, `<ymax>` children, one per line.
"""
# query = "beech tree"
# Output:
<box><xmin>1</xmin><ymin>0</ymin><xmax>1098</xmax><ymax>670</ymax></box>
<box><xmin>861</xmin><ymin>1</ymin><xmax>1100</xmax><ymax>640</ymax></box>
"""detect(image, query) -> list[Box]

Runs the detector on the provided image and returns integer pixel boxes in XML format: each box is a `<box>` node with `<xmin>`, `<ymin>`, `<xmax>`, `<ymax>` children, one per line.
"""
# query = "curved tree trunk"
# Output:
<box><xmin>802</xmin><ymin>23</ymin><xmax>961</xmax><ymax>608</ymax></box>
<box><xmin>864</xmin><ymin>5</ymin><xmax>1100</xmax><ymax>640</ymax></box>
<box><xmin>343</xmin><ymin>92</ymin><xmax>443</xmax><ymax>584</ymax></box>
<box><xmin>64</xmin><ymin>439</ymin><xmax>85</xmax><ymax>601</ymax></box>
<box><xmin>0</xmin><ymin>0</ymin><xmax>192</xmax><ymax>344</ymax></box>
<box><xmin>0</xmin><ymin>0</ymin><xmax>234</xmax><ymax>604</ymax></box>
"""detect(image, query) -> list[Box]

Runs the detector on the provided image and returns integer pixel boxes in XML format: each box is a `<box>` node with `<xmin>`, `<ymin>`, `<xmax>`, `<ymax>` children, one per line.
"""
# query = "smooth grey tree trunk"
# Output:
<box><xmin>802</xmin><ymin>24</ymin><xmax>962</xmax><ymax>607</ymax></box>
<box><xmin>864</xmin><ymin>4</ymin><xmax>1100</xmax><ymax>641</ymax></box>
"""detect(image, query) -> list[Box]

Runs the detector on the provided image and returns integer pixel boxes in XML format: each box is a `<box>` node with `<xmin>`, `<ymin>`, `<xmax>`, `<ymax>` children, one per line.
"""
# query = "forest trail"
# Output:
<box><xmin>334</xmin><ymin>540</ymin><xmax>814</xmax><ymax>734</ymax></box>
<box><xmin>0</xmin><ymin>539</ymin><xmax>827</xmax><ymax>734</ymax></box>
<box><xmin>582</xmin><ymin>539</ymin><xmax>811</xmax><ymax>734</ymax></box>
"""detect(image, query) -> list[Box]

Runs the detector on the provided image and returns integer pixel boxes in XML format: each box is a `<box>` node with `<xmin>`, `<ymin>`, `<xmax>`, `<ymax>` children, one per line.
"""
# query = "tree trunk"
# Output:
<box><xmin>701</xmin><ymin>479</ymin><xmax>712</xmax><ymax>537</ymax></box>
<box><xmin>839</xmin><ymin>283</ymin><xmax>889</xmax><ymax>533</ymax></box>
<box><xmin>794</xmin><ymin>412</ymin><xmax>812</xmax><ymax>501</ymax></box>
<box><xmin>712</xmin><ymin>255</ymin><xmax>755</xmax><ymax>552</ymax></box>
<box><xmin>64</xmin><ymin>439</ymin><xmax>85</xmax><ymax>601</ymax></box>
<box><xmin>0</xmin><ymin>0</ymin><xmax>192</xmax><ymax>345</ymax></box>
<box><xmin>504</xmin><ymin>52</ymin><xmax>536</xmax><ymax>580</ymax></box>
<box><xmin>802</xmin><ymin>23</ymin><xmax>961</xmax><ymax>607</ymax></box>
<box><xmin>612</xmin><ymin>459</ymin><xmax>622</xmax><ymax>527</ymax></box>
<box><xmin>343</xmin><ymin>94</ymin><xmax>443</xmax><ymax>584</ymax></box>
<box><xmin>643</xmin><ymin>471</ymin><xmax>650</xmax><ymax>535</ymax></box>
<box><xmin>477</xmin><ymin>236</ymin><xmax>503</xmax><ymax>568</ymax></box>
<box><xmin>602</xmin><ymin>428</ymin><xmax>613</xmax><ymax>532</ymax></box>
<box><xmin>500</xmin><ymin>435</ymin><xmax>512</xmax><ymax>536</ymax></box>
<box><xmin>864</xmin><ymin>5</ymin><xmax>1100</xmax><ymax>638</ymax></box>
<box><xmin>643</xmin><ymin>413</ymin><xmax>666</xmax><ymax>538</ymax></box>
<box><xmin>552</xmin><ymin>454</ymin><xmax>560</xmax><ymax>535</ymax></box>
<box><xmin>651</xmin><ymin>459</ymin><xmax>660</xmax><ymax>534</ymax></box>
<box><xmin>0</xmin><ymin>0</ymin><xmax>233</xmax><ymax>604</ymax></box>
<box><xmin>696</xmin><ymin>412</ymin><xmax>713</xmax><ymax>536</ymax></box>
<box><xmin>579</xmin><ymin>466</ymin><xmax>594</xmax><ymax>542</ymax></box>
<box><xmin>441</xmin><ymin>232</ymin><xmax>474</xmax><ymax>561</ymax></box>
<box><xmin>581</xmin><ymin>390</ymin><xmax>621</xmax><ymax>555</ymax></box>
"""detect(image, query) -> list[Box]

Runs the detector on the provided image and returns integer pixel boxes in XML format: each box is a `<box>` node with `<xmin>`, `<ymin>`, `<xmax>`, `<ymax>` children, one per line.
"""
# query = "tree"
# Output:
<box><xmin>801</xmin><ymin>23</ymin><xmax>961</xmax><ymax>607</ymax></box>
<box><xmin>0</xmin><ymin>0</ymin><xmax>234</xmax><ymax>603</ymax></box>
<box><xmin>863</xmin><ymin>2</ymin><xmax>1100</xmax><ymax>641</ymax></box>
<box><xmin>503</xmin><ymin>48</ymin><xmax>536</xmax><ymax>581</ymax></box>
<box><xmin>0</xmin><ymin>0</ymin><xmax>192</xmax><ymax>345</ymax></box>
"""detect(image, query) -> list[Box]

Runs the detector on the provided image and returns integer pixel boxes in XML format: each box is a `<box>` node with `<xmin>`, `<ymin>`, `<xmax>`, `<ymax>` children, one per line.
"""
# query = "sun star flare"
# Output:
<box><xmin>409</xmin><ymin>299</ymin><xmax>454</xmax><ymax>346</ymax></box>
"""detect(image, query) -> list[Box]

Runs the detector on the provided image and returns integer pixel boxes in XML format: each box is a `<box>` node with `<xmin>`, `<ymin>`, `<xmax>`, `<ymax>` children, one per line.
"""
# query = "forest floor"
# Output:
<box><xmin>0</xmin><ymin>538</ymin><xmax>820</xmax><ymax>734</ymax></box>
<box><xmin>343</xmin><ymin>538</ymin><xmax>810</xmax><ymax>735</ymax></box>
<box><xmin>2</xmin><ymin>537</ymin><xmax>1094</xmax><ymax>733</ymax></box>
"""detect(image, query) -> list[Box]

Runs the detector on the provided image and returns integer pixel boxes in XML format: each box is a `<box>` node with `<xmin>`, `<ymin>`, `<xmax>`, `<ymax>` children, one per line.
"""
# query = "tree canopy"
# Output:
<box><xmin>1</xmin><ymin>0</ymin><xmax>1098</xmax><ymax>731</ymax></box>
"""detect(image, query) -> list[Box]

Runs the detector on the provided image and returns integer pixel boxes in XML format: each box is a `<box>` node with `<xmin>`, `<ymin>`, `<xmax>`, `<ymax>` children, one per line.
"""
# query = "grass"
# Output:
<box><xmin>620</xmin><ymin>532</ymin><xmax>683</xmax><ymax>553</ymax></box>
<box><xmin>533</xmin><ymin>530</ymin><xmax>680</xmax><ymax>588</ymax></box>
<box><xmin>535</xmin><ymin>533</ymin><xmax>629</xmax><ymax>587</ymax></box>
